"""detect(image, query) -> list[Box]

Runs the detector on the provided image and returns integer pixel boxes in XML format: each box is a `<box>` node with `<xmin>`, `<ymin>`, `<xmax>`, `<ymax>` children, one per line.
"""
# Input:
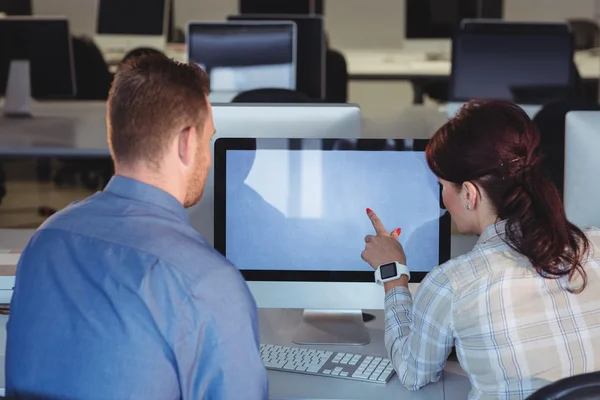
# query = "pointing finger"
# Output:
<box><xmin>366</xmin><ymin>208</ymin><xmax>388</xmax><ymax>236</ymax></box>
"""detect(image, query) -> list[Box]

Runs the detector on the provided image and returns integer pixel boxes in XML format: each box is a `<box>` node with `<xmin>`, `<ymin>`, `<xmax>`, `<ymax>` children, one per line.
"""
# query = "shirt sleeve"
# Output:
<box><xmin>173</xmin><ymin>266</ymin><xmax>269</xmax><ymax>400</ymax></box>
<box><xmin>384</xmin><ymin>265</ymin><xmax>454</xmax><ymax>390</ymax></box>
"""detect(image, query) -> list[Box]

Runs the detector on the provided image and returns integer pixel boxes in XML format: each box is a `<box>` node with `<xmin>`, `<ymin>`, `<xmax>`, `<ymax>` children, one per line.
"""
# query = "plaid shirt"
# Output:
<box><xmin>385</xmin><ymin>220</ymin><xmax>600</xmax><ymax>399</ymax></box>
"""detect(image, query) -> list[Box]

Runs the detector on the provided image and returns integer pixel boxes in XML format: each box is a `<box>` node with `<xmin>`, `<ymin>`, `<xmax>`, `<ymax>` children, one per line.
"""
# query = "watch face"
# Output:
<box><xmin>380</xmin><ymin>262</ymin><xmax>398</xmax><ymax>279</ymax></box>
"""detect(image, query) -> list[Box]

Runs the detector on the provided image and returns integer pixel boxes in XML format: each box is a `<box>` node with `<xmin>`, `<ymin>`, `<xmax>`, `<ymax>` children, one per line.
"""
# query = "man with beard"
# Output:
<box><xmin>5</xmin><ymin>53</ymin><xmax>268</xmax><ymax>400</ymax></box>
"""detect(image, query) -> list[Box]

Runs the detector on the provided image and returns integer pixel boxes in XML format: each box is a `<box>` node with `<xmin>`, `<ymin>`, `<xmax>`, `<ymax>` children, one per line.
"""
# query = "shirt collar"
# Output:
<box><xmin>104</xmin><ymin>175</ymin><xmax>190</xmax><ymax>225</ymax></box>
<box><xmin>476</xmin><ymin>219</ymin><xmax>509</xmax><ymax>246</ymax></box>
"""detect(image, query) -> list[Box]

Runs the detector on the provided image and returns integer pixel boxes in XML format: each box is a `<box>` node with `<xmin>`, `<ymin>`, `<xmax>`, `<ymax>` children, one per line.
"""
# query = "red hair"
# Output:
<box><xmin>426</xmin><ymin>100</ymin><xmax>589</xmax><ymax>293</ymax></box>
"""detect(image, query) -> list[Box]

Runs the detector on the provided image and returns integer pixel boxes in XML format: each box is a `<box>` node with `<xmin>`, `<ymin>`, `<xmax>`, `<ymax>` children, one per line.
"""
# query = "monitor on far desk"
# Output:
<box><xmin>0</xmin><ymin>0</ymin><xmax>31</xmax><ymax>16</ymax></box>
<box><xmin>94</xmin><ymin>0</ymin><xmax>169</xmax><ymax>58</ymax></box>
<box><xmin>214</xmin><ymin>137</ymin><xmax>451</xmax><ymax>346</ymax></box>
<box><xmin>404</xmin><ymin>0</ymin><xmax>503</xmax><ymax>57</ymax></box>
<box><xmin>187</xmin><ymin>21</ymin><xmax>297</xmax><ymax>99</ymax></box>
<box><xmin>447</xmin><ymin>20</ymin><xmax>575</xmax><ymax>119</ymax></box>
<box><xmin>240</xmin><ymin>0</ymin><xmax>324</xmax><ymax>15</ymax></box>
<box><xmin>228</xmin><ymin>14</ymin><xmax>325</xmax><ymax>100</ymax></box>
<box><xmin>0</xmin><ymin>17</ymin><xmax>75</xmax><ymax>118</ymax></box>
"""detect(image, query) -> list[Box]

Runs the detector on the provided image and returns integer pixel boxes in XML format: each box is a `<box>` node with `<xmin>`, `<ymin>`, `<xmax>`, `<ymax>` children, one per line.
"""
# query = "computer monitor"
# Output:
<box><xmin>240</xmin><ymin>0</ymin><xmax>324</xmax><ymax>15</ymax></box>
<box><xmin>447</xmin><ymin>20</ymin><xmax>574</xmax><ymax>119</ymax></box>
<box><xmin>187</xmin><ymin>21</ymin><xmax>296</xmax><ymax>97</ymax></box>
<box><xmin>214</xmin><ymin>137</ymin><xmax>450</xmax><ymax>345</ymax></box>
<box><xmin>564</xmin><ymin>111</ymin><xmax>600</xmax><ymax>229</ymax></box>
<box><xmin>404</xmin><ymin>0</ymin><xmax>503</xmax><ymax>55</ymax></box>
<box><xmin>0</xmin><ymin>0</ymin><xmax>32</xmax><ymax>15</ymax></box>
<box><xmin>228</xmin><ymin>14</ymin><xmax>325</xmax><ymax>99</ymax></box>
<box><xmin>188</xmin><ymin>103</ymin><xmax>362</xmax><ymax>245</ymax></box>
<box><xmin>0</xmin><ymin>17</ymin><xmax>75</xmax><ymax>117</ymax></box>
<box><xmin>94</xmin><ymin>0</ymin><xmax>169</xmax><ymax>55</ymax></box>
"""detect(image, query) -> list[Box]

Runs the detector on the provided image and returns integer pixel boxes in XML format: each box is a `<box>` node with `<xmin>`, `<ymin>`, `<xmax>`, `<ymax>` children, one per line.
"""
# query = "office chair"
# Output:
<box><xmin>325</xmin><ymin>49</ymin><xmax>348</xmax><ymax>103</ymax></box>
<box><xmin>71</xmin><ymin>36</ymin><xmax>112</xmax><ymax>100</ymax></box>
<box><xmin>527</xmin><ymin>371</ymin><xmax>600</xmax><ymax>399</ymax></box>
<box><xmin>232</xmin><ymin>88</ymin><xmax>312</xmax><ymax>103</ymax></box>
<box><xmin>568</xmin><ymin>19</ymin><xmax>599</xmax><ymax>50</ymax></box>
<box><xmin>121</xmin><ymin>47</ymin><xmax>165</xmax><ymax>63</ymax></box>
<box><xmin>533</xmin><ymin>99</ymin><xmax>600</xmax><ymax>199</ymax></box>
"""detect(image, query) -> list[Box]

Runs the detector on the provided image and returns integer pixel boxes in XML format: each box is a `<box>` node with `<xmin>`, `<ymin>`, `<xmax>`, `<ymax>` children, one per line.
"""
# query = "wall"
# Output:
<box><xmin>34</xmin><ymin>0</ymin><xmax>598</xmax><ymax>49</ymax></box>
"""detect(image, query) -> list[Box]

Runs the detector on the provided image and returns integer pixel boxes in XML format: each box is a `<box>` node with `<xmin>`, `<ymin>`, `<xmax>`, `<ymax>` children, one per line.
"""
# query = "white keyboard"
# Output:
<box><xmin>260</xmin><ymin>344</ymin><xmax>396</xmax><ymax>384</ymax></box>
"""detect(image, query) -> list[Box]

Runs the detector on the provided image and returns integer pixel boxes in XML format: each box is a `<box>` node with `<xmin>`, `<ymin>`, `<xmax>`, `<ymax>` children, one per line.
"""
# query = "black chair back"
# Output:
<box><xmin>231</xmin><ymin>88</ymin><xmax>312</xmax><ymax>103</ymax></box>
<box><xmin>325</xmin><ymin>48</ymin><xmax>348</xmax><ymax>103</ymax></box>
<box><xmin>71</xmin><ymin>36</ymin><xmax>112</xmax><ymax>100</ymax></box>
<box><xmin>568</xmin><ymin>19</ymin><xmax>600</xmax><ymax>50</ymax></box>
<box><xmin>527</xmin><ymin>371</ymin><xmax>600</xmax><ymax>399</ymax></box>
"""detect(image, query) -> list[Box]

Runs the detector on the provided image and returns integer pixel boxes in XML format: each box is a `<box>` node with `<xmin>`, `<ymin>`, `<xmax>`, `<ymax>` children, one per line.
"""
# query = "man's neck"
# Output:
<box><xmin>114</xmin><ymin>165</ymin><xmax>184</xmax><ymax>204</ymax></box>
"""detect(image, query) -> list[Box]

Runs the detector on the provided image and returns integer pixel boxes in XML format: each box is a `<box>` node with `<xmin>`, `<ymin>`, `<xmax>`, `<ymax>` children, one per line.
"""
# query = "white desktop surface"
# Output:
<box><xmin>342</xmin><ymin>48</ymin><xmax>600</xmax><ymax>80</ymax></box>
<box><xmin>0</xmin><ymin>228</ymin><xmax>474</xmax><ymax>399</ymax></box>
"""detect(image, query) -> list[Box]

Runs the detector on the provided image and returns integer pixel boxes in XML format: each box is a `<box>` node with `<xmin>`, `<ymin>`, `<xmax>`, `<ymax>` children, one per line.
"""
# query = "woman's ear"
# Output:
<box><xmin>462</xmin><ymin>181</ymin><xmax>479</xmax><ymax>209</ymax></box>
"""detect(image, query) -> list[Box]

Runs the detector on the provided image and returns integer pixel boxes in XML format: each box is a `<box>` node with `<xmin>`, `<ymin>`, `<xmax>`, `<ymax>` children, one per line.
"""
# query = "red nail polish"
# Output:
<box><xmin>395</xmin><ymin>228</ymin><xmax>402</xmax><ymax>236</ymax></box>
<box><xmin>366</xmin><ymin>208</ymin><xmax>372</xmax><ymax>214</ymax></box>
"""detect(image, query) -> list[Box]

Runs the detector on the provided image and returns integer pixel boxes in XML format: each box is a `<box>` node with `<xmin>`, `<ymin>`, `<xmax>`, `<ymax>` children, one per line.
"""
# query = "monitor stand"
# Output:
<box><xmin>292</xmin><ymin>309</ymin><xmax>371</xmax><ymax>346</ymax></box>
<box><xmin>4</xmin><ymin>60</ymin><xmax>33</xmax><ymax>118</ymax></box>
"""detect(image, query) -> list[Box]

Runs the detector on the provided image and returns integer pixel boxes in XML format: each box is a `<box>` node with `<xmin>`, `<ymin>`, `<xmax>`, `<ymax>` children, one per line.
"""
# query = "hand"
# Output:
<box><xmin>361</xmin><ymin>208</ymin><xmax>407</xmax><ymax>270</ymax></box>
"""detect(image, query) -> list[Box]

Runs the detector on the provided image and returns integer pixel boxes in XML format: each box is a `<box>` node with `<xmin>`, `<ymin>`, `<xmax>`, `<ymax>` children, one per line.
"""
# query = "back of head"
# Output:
<box><xmin>426</xmin><ymin>99</ymin><xmax>590</xmax><ymax>292</ymax></box>
<box><xmin>107</xmin><ymin>53</ymin><xmax>210</xmax><ymax>168</ymax></box>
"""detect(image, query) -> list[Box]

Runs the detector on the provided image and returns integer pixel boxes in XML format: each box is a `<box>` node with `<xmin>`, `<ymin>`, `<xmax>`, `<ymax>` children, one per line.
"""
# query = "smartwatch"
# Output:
<box><xmin>374</xmin><ymin>261</ymin><xmax>410</xmax><ymax>286</ymax></box>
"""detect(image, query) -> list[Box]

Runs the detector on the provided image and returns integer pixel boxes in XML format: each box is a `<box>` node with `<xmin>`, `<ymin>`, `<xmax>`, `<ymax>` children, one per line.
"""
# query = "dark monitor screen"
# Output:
<box><xmin>240</xmin><ymin>0</ymin><xmax>324</xmax><ymax>15</ymax></box>
<box><xmin>450</xmin><ymin>21</ymin><xmax>574</xmax><ymax>103</ymax></box>
<box><xmin>188</xmin><ymin>22</ymin><xmax>296</xmax><ymax>93</ymax></box>
<box><xmin>97</xmin><ymin>0</ymin><xmax>168</xmax><ymax>35</ymax></box>
<box><xmin>214</xmin><ymin>137</ymin><xmax>451</xmax><ymax>283</ymax></box>
<box><xmin>228</xmin><ymin>14</ymin><xmax>325</xmax><ymax>99</ymax></box>
<box><xmin>0</xmin><ymin>0</ymin><xmax>32</xmax><ymax>15</ymax></box>
<box><xmin>405</xmin><ymin>0</ymin><xmax>503</xmax><ymax>39</ymax></box>
<box><xmin>0</xmin><ymin>18</ymin><xmax>75</xmax><ymax>98</ymax></box>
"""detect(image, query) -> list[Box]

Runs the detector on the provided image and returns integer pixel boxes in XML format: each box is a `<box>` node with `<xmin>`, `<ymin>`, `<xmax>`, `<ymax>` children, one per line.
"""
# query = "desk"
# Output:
<box><xmin>342</xmin><ymin>48</ymin><xmax>600</xmax><ymax>104</ymax></box>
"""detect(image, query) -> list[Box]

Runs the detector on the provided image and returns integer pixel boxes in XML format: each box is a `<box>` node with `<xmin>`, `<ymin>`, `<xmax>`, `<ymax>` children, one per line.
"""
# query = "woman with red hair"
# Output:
<box><xmin>361</xmin><ymin>100</ymin><xmax>600</xmax><ymax>399</ymax></box>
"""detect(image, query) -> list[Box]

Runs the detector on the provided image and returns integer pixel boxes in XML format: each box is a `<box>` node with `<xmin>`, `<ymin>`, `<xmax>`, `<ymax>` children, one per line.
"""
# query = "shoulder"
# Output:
<box><xmin>584</xmin><ymin>227</ymin><xmax>600</xmax><ymax>253</ymax></box>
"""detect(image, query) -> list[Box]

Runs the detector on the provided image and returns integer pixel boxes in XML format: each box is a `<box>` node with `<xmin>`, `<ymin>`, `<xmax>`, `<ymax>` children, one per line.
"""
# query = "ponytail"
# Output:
<box><xmin>491</xmin><ymin>165</ymin><xmax>589</xmax><ymax>293</ymax></box>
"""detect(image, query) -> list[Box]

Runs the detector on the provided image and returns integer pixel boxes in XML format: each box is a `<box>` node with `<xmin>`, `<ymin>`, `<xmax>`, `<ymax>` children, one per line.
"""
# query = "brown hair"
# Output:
<box><xmin>107</xmin><ymin>53</ymin><xmax>210</xmax><ymax>167</ymax></box>
<box><xmin>426</xmin><ymin>100</ymin><xmax>590</xmax><ymax>293</ymax></box>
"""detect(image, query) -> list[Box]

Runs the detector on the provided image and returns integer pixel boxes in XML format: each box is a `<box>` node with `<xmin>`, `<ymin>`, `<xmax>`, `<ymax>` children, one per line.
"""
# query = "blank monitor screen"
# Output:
<box><xmin>214</xmin><ymin>138</ymin><xmax>450</xmax><ymax>283</ymax></box>
<box><xmin>97</xmin><ymin>0</ymin><xmax>167</xmax><ymax>35</ymax></box>
<box><xmin>240</xmin><ymin>0</ymin><xmax>324</xmax><ymax>15</ymax></box>
<box><xmin>188</xmin><ymin>22</ymin><xmax>296</xmax><ymax>93</ymax></box>
<box><xmin>405</xmin><ymin>0</ymin><xmax>503</xmax><ymax>39</ymax></box>
<box><xmin>450</xmin><ymin>21</ymin><xmax>573</xmax><ymax>103</ymax></box>
<box><xmin>229</xmin><ymin>15</ymin><xmax>325</xmax><ymax>99</ymax></box>
<box><xmin>0</xmin><ymin>0</ymin><xmax>32</xmax><ymax>15</ymax></box>
<box><xmin>0</xmin><ymin>17</ymin><xmax>75</xmax><ymax>98</ymax></box>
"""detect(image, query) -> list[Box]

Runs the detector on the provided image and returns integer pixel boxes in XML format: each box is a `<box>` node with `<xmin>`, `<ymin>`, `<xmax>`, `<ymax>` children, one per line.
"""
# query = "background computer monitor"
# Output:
<box><xmin>404</xmin><ymin>0</ymin><xmax>503</xmax><ymax>54</ymax></box>
<box><xmin>94</xmin><ymin>0</ymin><xmax>169</xmax><ymax>54</ymax></box>
<box><xmin>187</xmin><ymin>21</ymin><xmax>296</xmax><ymax>95</ymax></box>
<box><xmin>214</xmin><ymin>137</ymin><xmax>450</xmax><ymax>344</ymax></box>
<box><xmin>0</xmin><ymin>0</ymin><xmax>32</xmax><ymax>15</ymax></box>
<box><xmin>188</xmin><ymin>103</ymin><xmax>362</xmax><ymax>244</ymax></box>
<box><xmin>0</xmin><ymin>17</ymin><xmax>75</xmax><ymax>116</ymax></box>
<box><xmin>564</xmin><ymin>111</ymin><xmax>600</xmax><ymax>229</ymax></box>
<box><xmin>228</xmin><ymin>14</ymin><xmax>325</xmax><ymax>100</ymax></box>
<box><xmin>240</xmin><ymin>0</ymin><xmax>324</xmax><ymax>15</ymax></box>
<box><xmin>447</xmin><ymin>20</ymin><xmax>574</xmax><ymax>119</ymax></box>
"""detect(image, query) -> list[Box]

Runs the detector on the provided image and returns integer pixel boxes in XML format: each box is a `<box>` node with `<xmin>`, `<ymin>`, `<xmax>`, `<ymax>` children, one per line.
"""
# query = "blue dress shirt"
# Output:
<box><xmin>6</xmin><ymin>176</ymin><xmax>268</xmax><ymax>400</ymax></box>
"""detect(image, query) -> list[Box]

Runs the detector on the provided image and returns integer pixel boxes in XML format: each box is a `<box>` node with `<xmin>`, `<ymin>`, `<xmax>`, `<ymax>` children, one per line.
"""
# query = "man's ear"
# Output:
<box><xmin>178</xmin><ymin>126</ymin><xmax>196</xmax><ymax>167</ymax></box>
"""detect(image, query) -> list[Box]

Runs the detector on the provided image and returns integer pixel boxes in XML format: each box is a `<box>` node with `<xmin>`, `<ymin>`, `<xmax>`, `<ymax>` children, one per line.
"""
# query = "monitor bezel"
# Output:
<box><xmin>214</xmin><ymin>137</ymin><xmax>451</xmax><ymax>283</ymax></box>
<box><xmin>449</xmin><ymin>20</ymin><xmax>575</xmax><ymax>103</ymax></box>
<box><xmin>96</xmin><ymin>0</ymin><xmax>170</xmax><ymax>36</ymax></box>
